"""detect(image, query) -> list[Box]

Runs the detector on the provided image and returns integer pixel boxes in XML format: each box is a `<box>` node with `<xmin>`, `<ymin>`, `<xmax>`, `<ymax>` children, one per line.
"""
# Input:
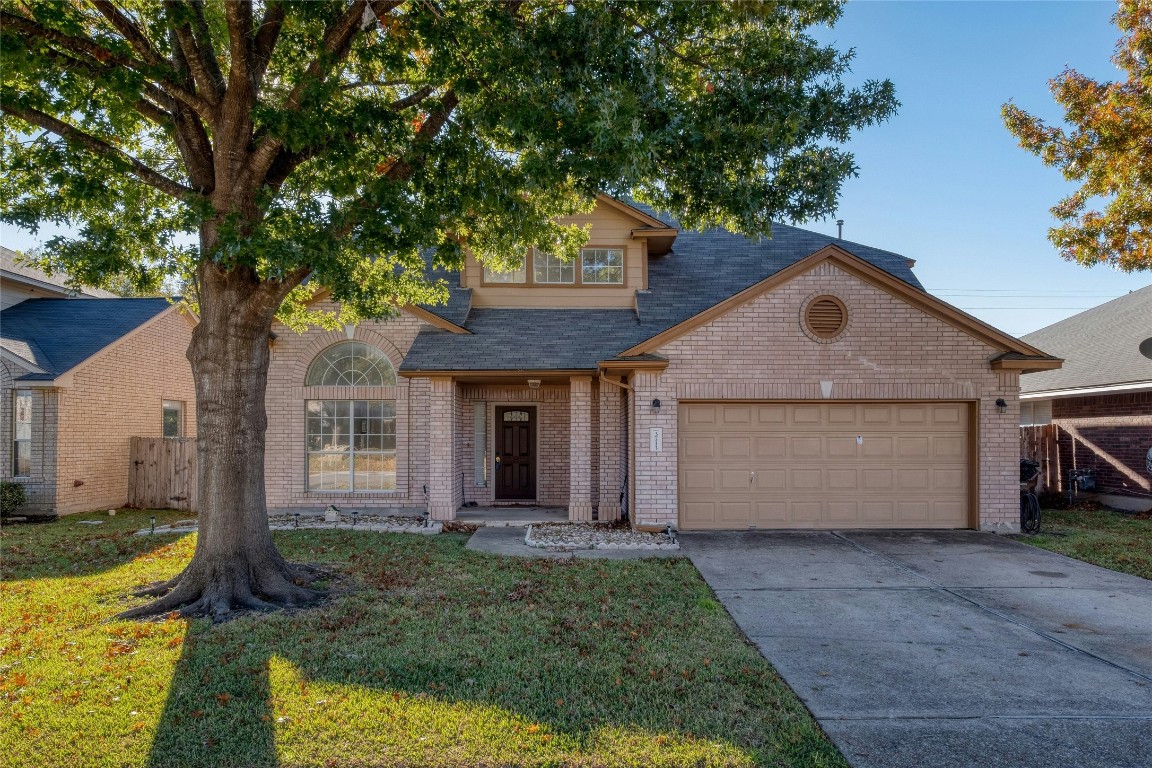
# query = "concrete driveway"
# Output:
<box><xmin>682</xmin><ymin>530</ymin><xmax>1152</xmax><ymax>768</ymax></box>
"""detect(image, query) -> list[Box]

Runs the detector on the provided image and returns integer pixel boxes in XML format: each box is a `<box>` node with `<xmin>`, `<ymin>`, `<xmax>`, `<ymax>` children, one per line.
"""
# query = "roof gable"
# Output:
<box><xmin>0</xmin><ymin>298</ymin><xmax>174</xmax><ymax>380</ymax></box>
<box><xmin>621</xmin><ymin>245</ymin><xmax>1054</xmax><ymax>360</ymax></box>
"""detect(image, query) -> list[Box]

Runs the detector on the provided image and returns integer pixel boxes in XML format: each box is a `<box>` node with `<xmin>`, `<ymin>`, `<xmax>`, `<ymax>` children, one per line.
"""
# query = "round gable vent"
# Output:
<box><xmin>805</xmin><ymin>295</ymin><xmax>847</xmax><ymax>339</ymax></box>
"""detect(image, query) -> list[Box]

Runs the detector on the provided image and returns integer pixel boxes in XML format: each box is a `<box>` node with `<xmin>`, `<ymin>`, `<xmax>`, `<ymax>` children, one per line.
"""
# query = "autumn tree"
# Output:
<box><xmin>0</xmin><ymin>0</ymin><xmax>896</xmax><ymax>618</ymax></box>
<box><xmin>1002</xmin><ymin>0</ymin><xmax>1151</xmax><ymax>272</ymax></box>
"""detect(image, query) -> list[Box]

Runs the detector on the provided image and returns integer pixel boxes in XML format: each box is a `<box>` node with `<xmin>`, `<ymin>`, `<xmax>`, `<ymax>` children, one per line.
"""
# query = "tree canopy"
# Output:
<box><xmin>1002</xmin><ymin>0</ymin><xmax>1151</xmax><ymax>272</ymax></box>
<box><xmin>2</xmin><ymin>0</ymin><xmax>897</xmax><ymax>313</ymax></box>
<box><xmin>0</xmin><ymin>0</ymin><xmax>897</xmax><ymax>618</ymax></box>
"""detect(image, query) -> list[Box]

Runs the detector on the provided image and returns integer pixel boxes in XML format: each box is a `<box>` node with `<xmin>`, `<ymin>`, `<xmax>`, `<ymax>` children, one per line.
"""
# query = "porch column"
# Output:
<box><xmin>597</xmin><ymin>379</ymin><xmax>622</xmax><ymax>522</ymax></box>
<box><xmin>569</xmin><ymin>376</ymin><xmax>594</xmax><ymax>521</ymax></box>
<box><xmin>427</xmin><ymin>376</ymin><xmax>457</xmax><ymax>521</ymax></box>
<box><xmin>631</xmin><ymin>371</ymin><xmax>676</xmax><ymax>529</ymax></box>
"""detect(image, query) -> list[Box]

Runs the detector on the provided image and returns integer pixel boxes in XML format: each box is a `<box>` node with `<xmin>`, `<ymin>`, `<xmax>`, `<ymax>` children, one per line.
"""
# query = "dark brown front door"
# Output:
<box><xmin>495</xmin><ymin>406</ymin><xmax>536</xmax><ymax>500</ymax></box>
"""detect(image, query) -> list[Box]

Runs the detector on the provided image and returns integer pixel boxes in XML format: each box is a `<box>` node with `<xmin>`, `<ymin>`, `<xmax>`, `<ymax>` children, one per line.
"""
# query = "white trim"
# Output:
<box><xmin>1021</xmin><ymin>381</ymin><xmax>1152</xmax><ymax>400</ymax></box>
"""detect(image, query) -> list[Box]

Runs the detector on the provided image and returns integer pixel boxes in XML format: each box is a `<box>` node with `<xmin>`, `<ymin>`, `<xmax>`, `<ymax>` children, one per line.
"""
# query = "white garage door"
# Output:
<box><xmin>679</xmin><ymin>402</ymin><xmax>971</xmax><ymax>530</ymax></box>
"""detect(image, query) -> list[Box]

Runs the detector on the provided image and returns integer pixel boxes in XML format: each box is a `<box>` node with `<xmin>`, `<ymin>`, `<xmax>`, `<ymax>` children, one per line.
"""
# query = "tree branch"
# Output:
<box><xmin>90</xmin><ymin>1</ymin><xmax>166</xmax><ymax>68</ymax></box>
<box><xmin>2</xmin><ymin>104</ymin><xmax>196</xmax><ymax>199</ymax></box>
<box><xmin>0</xmin><ymin>9</ymin><xmax>219</xmax><ymax>119</ymax></box>
<box><xmin>252</xmin><ymin>0</ymin><xmax>285</xmax><ymax>89</ymax></box>
<box><xmin>165</xmin><ymin>0</ymin><xmax>224</xmax><ymax>106</ymax></box>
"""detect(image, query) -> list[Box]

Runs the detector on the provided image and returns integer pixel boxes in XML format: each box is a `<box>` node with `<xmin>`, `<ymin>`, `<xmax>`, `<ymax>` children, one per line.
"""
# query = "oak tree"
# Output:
<box><xmin>1002</xmin><ymin>0</ymin><xmax>1151</xmax><ymax>272</ymax></box>
<box><xmin>1</xmin><ymin>0</ymin><xmax>896</xmax><ymax>618</ymax></box>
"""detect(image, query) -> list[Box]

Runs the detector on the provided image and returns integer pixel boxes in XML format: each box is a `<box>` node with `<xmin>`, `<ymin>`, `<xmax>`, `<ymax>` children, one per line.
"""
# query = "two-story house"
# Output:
<box><xmin>263</xmin><ymin>197</ymin><xmax>1060</xmax><ymax>532</ymax></box>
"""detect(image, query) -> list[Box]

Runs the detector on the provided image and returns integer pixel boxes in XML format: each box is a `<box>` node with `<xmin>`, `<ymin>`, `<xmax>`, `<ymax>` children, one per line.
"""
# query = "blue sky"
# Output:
<box><xmin>2</xmin><ymin>1</ymin><xmax>1147</xmax><ymax>336</ymax></box>
<box><xmin>807</xmin><ymin>0</ymin><xmax>1149</xmax><ymax>335</ymax></box>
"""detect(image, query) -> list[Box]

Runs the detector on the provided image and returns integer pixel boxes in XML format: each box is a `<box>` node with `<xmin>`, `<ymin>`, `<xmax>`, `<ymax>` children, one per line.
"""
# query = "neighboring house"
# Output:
<box><xmin>1</xmin><ymin>245</ymin><xmax>117</xmax><ymax>308</ymax></box>
<box><xmin>1020</xmin><ymin>286</ymin><xmax>1152</xmax><ymax>512</ymax></box>
<box><xmin>1</xmin><ymin>298</ymin><xmax>196</xmax><ymax>516</ymax></box>
<box><xmin>265</xmin><ymin>197</ymin><xmax>1059</xmax><ymax>532</ymax></box>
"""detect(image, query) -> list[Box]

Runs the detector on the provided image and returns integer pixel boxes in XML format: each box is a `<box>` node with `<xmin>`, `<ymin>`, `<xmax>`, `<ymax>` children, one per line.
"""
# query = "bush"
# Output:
<box><xmin>0</xmin><ymin>481</ymin><xmax>27</xmax><ymax>516</ymax></box>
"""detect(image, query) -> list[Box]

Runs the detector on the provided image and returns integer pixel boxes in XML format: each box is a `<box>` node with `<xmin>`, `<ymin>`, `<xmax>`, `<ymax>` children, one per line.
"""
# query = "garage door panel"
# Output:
<box><xmin>680</xmin><ymin>402</ymin><xmax>970</xmax><ymax>530</ymax></box>
<box><xmin>827</xmin><ymin>436</ymin><xmax>859</xmax><ymax>458</ymax></box>
<box><xmin>754</xmin><ymin>469</ymin><xmax>787</xmax><ymax>491</ymax></box>
<box><xmin>791</xmin><ymin>468</ymin><xmax>822</xmax><ymax>490</ymax></box>
<box><xmin>720</xmin><ymin>501</ymin><xmax>751</xmax><ymax>523</ymax></box>
<box><xmin>683</xmin><ymin>469</ymin><xmax>715</xmax><ymax>492</ymax></box>
<box><xmin>719</xmin><ymin>436</ymin><xmax>751</xmax><ymax>458</ymax></box>
<box><xmin>719</xmin><ymin>470</ymin><xmax>751</xmax><ymax>491</ymax></box>
<box><xmin>862</xmin><ymin>436</ymin><xmax>894</xmax><ymax>458</ymax></box>
<box><xmin>683</xmin><ymin>436</ymin><xmax>715</xmax><ymax>459</ymax></box>
<box><xmin>791</xmin><ymin>436</ymin><xmax>822</xmax><ymax>458</ymax></box>
<box><xmin>827</xmin><ymin>468</ymin><xmax>859</xmax><ymax>490</ymax></box>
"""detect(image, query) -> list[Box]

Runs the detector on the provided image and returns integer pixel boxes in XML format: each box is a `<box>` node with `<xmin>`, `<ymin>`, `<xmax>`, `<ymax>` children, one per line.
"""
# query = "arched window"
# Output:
<box><xmin>305</xmin><ymin>341</ymin><xmax>398</xmax><ymax>492</ymax></box>
<box><xmin>305</xmin><ymin>341</ymin><xmax>396</xmax><ymax>387</ymax></box>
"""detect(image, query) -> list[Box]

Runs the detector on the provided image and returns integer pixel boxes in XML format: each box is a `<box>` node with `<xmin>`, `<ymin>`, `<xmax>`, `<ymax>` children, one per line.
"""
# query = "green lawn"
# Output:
<box><xmin>0</xmin><ymin>509</ymin><xmax>844</xmax><ymax>768</ymax></box>
<box><xmin>1024</xmin><ymin>507</ymin><xmax>1152</xmax><ymax>580</ymax></box>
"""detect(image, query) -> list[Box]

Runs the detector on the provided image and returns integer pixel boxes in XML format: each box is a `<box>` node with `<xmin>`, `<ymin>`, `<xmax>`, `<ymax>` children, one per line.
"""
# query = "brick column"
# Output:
<box><xmin>427</xmin><ymin>377</ymin><xmax>457</xmax><ymax>521</ymax></box>
<box><xmin>597</xmin><ymin>380</ymin><xmax>622</xmax><ymax>521</ymax></box>
<box><xmin>631</xmin><ymin>371</ymin><xmax>676</xmax><ymax>529</ymax></box>
<box><xmin>569</xmin><ymin>376</ymin><xmax>594</xmax><ymax>521</ymax></box>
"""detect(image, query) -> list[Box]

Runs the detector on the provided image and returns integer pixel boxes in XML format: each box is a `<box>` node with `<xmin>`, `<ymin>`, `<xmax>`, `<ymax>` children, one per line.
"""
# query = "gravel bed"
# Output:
<box><xmin>137</xmin><ymin>513</ymin><xmax>440</xmax><ymax>536</ymax></box>
<box><xmin>524</xmin><ymin>522</ymin><xmax>679</xmax><ymax>551</ymax></box>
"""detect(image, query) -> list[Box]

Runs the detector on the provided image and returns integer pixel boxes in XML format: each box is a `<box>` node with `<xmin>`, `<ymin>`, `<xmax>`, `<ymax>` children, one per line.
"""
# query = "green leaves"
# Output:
<box><xmin>1002</xmin><ymin>0</ymin><xmax>1152</xmax><ymax>272</ymax></box>
<box><xmin>1</xmin><ymin>0</ymin><xmax>897</xmax><ymax>315</ymax></box>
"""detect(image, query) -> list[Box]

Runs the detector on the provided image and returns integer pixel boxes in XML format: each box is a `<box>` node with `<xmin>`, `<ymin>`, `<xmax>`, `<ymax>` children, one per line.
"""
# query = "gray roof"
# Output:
<box><xmin>1020</xmin><ymin>284</ymin><xmax>1152</xmax><ymax>395</ymax></box>
<box><xmin>403</xmin><ymin>216</ymin><xmax>922</xmax><ymax>372</ymax></box>
<box><xmin>0</xmin><ymin>298</ymin><xmax>172</xmax><ymax>380</ymax></box>
<box><xmin>0</xmin><ymin>246</ymin><xmax>118</xmax><ymax>298</ymax></box>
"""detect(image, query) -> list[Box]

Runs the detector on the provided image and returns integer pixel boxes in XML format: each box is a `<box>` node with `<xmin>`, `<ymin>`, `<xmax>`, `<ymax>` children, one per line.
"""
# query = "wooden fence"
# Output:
<box><xmin>128</xmin><ymin>437</ymin><xmax>198</xmax><ymax>511</ymax></box>
<box><xmin>1019</xmin><ymin>424</ymin><xmax>1060</xmax><ymax>493</ymax></box>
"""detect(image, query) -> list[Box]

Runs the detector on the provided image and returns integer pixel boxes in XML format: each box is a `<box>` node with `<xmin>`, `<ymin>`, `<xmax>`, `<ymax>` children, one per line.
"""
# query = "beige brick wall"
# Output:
<box><xmin>631</xmin><ymin>262</ymin><xmax>1020</xmax><ymax>531</ymax></box>
<box><xmin>54</xmin><ymin>307</ymin><xmax>197</xmax><ymax>514</ymax></box>
<box><xmin>264</xmin><ymin>304</ymin><xmax>428</xmax><ymax>510</ymax></box>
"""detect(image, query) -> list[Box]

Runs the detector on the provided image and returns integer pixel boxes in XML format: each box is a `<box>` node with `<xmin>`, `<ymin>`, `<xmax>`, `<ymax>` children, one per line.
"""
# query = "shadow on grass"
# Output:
<box><xmin>0</xmin><ymin>509</ymin><xmax>198</xmax><ymax>581</ymax></box>
<box><xmin>143</xmin><ymin>530</ymin><xmax>844</xmax><ymax>768</ymax></box>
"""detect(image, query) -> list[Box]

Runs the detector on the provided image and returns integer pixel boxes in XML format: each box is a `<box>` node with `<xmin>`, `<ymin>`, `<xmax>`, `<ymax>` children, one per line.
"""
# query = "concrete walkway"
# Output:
<box><xmin>681</xmin><ymin>530</ymin><xmax>1152</xmax><ymax>768</ymax></box>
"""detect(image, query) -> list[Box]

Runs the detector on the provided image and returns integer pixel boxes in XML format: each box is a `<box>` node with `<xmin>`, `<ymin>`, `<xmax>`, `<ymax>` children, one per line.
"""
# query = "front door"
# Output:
<box><xmin>495</xmin><ymin>406</ymin><xmax>536</xmax><ymax>500</ymax></box>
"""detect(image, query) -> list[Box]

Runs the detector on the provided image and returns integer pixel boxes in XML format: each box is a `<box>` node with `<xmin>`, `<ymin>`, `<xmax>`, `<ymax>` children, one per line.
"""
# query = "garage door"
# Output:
<box><xmin>679</xmin><ymin>402</ymin><xmax>970</xmax><ymax>530</ymax></box>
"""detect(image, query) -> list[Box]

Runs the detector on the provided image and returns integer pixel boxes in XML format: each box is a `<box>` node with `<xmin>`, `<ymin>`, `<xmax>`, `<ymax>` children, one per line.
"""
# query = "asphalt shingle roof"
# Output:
<box><xmin>0</xmin><ymin>298</ymin><xmax>172</xmax><ymax>380</ymax></box>
<box><xmin>1020</xmin><ymin>284</ymin><xmax>1152</xmax><ymax>394</ymax></box>
<box><xmin>402</xmin><ymin>214</ymin><xmax>923</xmax><ymax>372</ymax></box>
<box><xmin>0</xmin><ymin>245</ymin><xmax>118</xmax><ymax>298</ymax></box>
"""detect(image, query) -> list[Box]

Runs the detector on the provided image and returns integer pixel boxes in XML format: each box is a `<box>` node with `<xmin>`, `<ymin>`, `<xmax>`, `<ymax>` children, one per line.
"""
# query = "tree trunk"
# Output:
<box><xmin>120</xmin><ymin>262</ymin><xmax>323</xmax><ymax>619</ymax></box>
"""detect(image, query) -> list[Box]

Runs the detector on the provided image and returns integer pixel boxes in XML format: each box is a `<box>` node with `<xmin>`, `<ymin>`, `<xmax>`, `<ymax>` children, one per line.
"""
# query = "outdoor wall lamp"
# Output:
<box><xmin>995</xmin><ymin>398</ymin><xmax>1007</xmax><ymax>414</ymax></box>
<box><xmin>651</xmin><ymin>398</ymin><xmax>662</xmax><ymax>414</ymax></box>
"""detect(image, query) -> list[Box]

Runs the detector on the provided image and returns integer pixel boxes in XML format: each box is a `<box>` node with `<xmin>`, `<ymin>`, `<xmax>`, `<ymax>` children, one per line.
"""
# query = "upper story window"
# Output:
<box><xmin>533</xmin><ymin>251</ymin><xmax>575</xmax><ymax>284</ymax></box>
<box><xmin>581</xmin><ymin>248</ymin><xmax>624</xmax><ymax>284</ymax></box>
<box><xmin>482</xmin><ymin>248</ymin><xmax>625</xmax><ymax>286</ymax></box>
<box><xmin>305</xmin><ymin>341</ymin><xmax>396</xmax><ymax>387</ymax></box>
<box><xmin>482</xmin><ymin>261</ymin><xmax>526</xmax><ymax>284</ymax></box>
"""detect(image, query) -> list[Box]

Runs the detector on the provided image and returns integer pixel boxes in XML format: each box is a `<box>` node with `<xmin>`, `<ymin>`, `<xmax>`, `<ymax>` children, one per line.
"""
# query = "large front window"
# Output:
<box><xmin>307</xmin><ymin>400</ymin><xmax>396</xmax><ymax>491</ymax></box>
<box><xmin>12</xmin><ymin>390</ymin><xmax>31</xmax><ymax>477</ymax></box>
<box><xmin>306</xmin><ymin>341</ymin><xmax>396</xmax><ymax>386</ymax></box>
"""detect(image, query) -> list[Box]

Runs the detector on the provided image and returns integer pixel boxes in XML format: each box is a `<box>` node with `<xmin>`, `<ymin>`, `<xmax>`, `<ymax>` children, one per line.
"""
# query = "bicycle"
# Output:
<box><xmin>1020</xmin><ymin>459</ymin><xmax>1041</xmax><ymax>534</ymax></box>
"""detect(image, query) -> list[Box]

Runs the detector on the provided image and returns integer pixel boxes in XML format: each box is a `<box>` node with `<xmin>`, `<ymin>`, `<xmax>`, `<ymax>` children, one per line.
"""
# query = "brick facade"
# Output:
<box><xmin>0</xmin><ymin>307</ymin><xmax>197</xmax><ymax>515</ymax></box>
<box><xmin>629</xmin><ymin>263</ymin><xmax>1021</xmax><ymax>531</ymax></box>
<box><xmin>1051</xmin><ymin>392</ymin><xmax>1152</xmax><ymax>502</ymax></box>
